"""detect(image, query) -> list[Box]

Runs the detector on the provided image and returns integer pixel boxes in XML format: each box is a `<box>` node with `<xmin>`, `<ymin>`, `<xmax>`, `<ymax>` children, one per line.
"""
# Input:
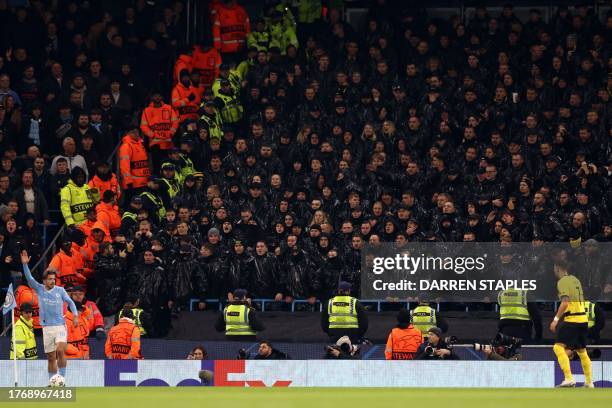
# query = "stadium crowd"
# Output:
<box><xmin>1</xmin><ymin>0</ymin><xmax>611</xmax><ymax>342</ymax></box>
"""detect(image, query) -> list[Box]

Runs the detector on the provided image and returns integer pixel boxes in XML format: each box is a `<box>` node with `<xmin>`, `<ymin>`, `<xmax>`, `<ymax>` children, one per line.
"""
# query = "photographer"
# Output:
<box><xmin>187</xmin><ymin>345</ymin><xmax>208</xmax><ymax>360</ymax></box>
<box><xmin>325</xmin><ymin>335</ymin><xmax>361</xmax><ymax>360</ymax></box>
<box><xmin>475</xmin><ymin>333</ymin><xmax>523</xmax><ymax>361</ymax></box>
<box><xmin>415</xmin><ymin>327</ymin><xmax>458</xmax><ymax>360</ymax></box>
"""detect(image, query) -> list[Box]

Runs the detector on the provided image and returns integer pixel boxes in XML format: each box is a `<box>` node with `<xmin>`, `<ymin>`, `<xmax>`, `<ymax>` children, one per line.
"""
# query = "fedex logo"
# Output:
<box><xmin>214</xmin><ymin>361</ymin><xmax>292</xmax><ymax>387</ymax></box>
<box><xmin>104</xmin><ymin>360</ymin><xmax>214</xmax><ymax>386</ymax></box>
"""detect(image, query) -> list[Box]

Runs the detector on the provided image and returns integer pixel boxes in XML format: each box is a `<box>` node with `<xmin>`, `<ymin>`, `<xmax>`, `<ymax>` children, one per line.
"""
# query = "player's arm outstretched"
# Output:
<box><xmin>20</xmin><ymin>250</ymin><xmax>43</xmax><ymax>290</ymax></box>
<box><xmin>62</xmin><ymin>288</ymin><xmax>79</xmax><ymax>327</ymax></box>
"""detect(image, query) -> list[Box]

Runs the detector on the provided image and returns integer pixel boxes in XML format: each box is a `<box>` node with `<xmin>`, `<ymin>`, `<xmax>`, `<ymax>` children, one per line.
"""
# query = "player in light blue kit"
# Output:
<box><xmin>20</xmin><ymin>250</ymin><xmax>78</xmax><ymax>384</ymax></box>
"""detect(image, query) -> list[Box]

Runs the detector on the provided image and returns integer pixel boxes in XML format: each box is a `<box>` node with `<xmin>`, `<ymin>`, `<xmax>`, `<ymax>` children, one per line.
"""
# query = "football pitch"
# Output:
<box><xmin>12</xmin><ymin>387</ymin><xmax>612</xmax><ymax>408</ymax></box>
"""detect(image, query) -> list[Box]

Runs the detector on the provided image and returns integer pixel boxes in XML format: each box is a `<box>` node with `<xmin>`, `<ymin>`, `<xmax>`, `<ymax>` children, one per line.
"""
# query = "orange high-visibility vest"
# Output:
<box><xmin>83</xmin><ymin>300</ymin><xmax>104</xmax><ymax>332</ymax></box>
<box><xmin>173</xmin><ymin>54</ymin><xmax>193</xmax><ymax>83</ymax></box>
<box><xmin>49</xmin><ymin>249</ymin><xmax>81</xmax><ymax>287</ymax></box>
<box><xmin>88</xmin><ymin>174</ymin><xmax>121</xmax><ymax>201</ymax></box>
<box><xmin>105</xmin><ymin>319</ymin><xmax>142</xmax><ymax>359</ymax></box>
<box><xmin>140</xmin><ymin>103</ymin><xmax>179</xmax><ymax>150</ymax></box>
<box><xmin>15</xmin><ymin>286</ymin><xmax>41</xmax><ymax>329</ymax></box>
<box><xmin>79</xmin><ymin>223</ymin><xmax>110</xmax><ymax>280</ymax></box>
<box><xmin>96</xmin><ymin>202</ymin><xmax>121</xmax><ymax>237</ymax></box>
<box><xmin>384</xmin><ymin>325</ymin><xmax>423</xmax><ymax>360</ymax></box>
<box><xmin>212</xmin><ymin>4</ymin><xmax>251</xmax><ymax>54</ymax></box>
<box><xmin>118</xmin><ymin>135</ymin><xmax>150</xmax><ymax>189</ymax></box>
<box><xmin>65</xmin><ymin>310</ymin><xmax>91</xmax><ymax>359</ymax></box>
<box><xmin>192</xmin><ymin>46</ymin><xmax>222</xmax><ymax>88</ymax></box>
<box><xmin>171</xmin><ymin>82</ymin><xmax>202</xmax><ymax>123</ymax></box>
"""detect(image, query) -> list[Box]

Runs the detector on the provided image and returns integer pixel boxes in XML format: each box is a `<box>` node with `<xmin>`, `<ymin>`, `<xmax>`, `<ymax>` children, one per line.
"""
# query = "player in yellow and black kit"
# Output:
<box><xmin>550</xmin><ymin>259</ymin><xmax>593</xmax><ymax>388</ymax></box>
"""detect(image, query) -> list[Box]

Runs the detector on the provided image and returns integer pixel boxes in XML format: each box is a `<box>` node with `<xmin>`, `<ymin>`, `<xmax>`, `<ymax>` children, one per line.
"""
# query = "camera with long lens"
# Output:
<box><xmin>325</xmin><ymin>342</ymin><xmax>353</xmax><ymax>356</ymax></box>
<box><xmin>425</xmin><ymin>336</ymin><xmax>457</xmax><ymax>356</ymax></box>
<box><xmin>472</xmin><ymin>343</ymin><xmax>493</xmax><ymax>353</ymax></box>
<box><xmin>444</xmin><ymin>336</ymin><xmax>458</xmax><ymax>347</ymax></box>
<box><xmin>473</xmin><ymin>333</ymin><xmax>522</xmax><ymax>357</ymax></box>
<box><xmin>493</xmin><ymin>333</ymin><xmax>522</xmax><ymax>350</ymax></box>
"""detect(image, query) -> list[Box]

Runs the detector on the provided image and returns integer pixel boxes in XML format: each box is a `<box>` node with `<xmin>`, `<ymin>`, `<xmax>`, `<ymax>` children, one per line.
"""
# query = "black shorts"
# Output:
<box><xmin>556</xmin><ymin>322</ymin><xmax>588</xmax><ymax>349</ymax></box>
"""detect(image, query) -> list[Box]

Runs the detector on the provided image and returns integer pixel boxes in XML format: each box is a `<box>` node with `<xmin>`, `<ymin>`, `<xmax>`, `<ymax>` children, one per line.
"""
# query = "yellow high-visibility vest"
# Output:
<box><xmin>498</xmin><ymin>289</ymin><xmax>530</xmax><ymax>321</ymax></box>
<box><xmin>328</xmin><ymin>295</ymin><xmax>359</xmax><ymax>329</ymax></box>
<box><xmin>60</xmin><ymin>180</ymin><xmax>95</xmax><ymax>226</ymax></box>
<box><xmin>411</xmin><ymin>305</ymin><xmax>437</xmax><ymax>336</ymax></box>
<box><xmin>224</xmin><ymin>304</ymin><xmax>256</xmax><ymax>336</ymax></box>
<box><xmin>10</xmin><ymin>317</ymin><xmax>38</xmax><ymax>360</ymax></box>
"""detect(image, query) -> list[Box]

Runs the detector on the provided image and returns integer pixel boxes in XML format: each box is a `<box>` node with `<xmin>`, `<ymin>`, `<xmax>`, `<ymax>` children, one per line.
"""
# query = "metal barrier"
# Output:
<box><xmin>188</xmin><ymin>298</ymin><xmax>421</xmax><ymax>313</ymax></box>
<box><xmin>189</xmin><ymin>298</ymin><xmax>323</xmax><ymax>312</ymax></box>
<box><xmin>189</xmin><ymin>298</ymin><xmax>558</xmax><ymax>313</ymax></box>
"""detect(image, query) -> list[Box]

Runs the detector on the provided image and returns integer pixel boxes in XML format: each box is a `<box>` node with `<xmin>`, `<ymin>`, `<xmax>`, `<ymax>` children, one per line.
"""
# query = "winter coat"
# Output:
<box><xmin>249</xmin><ymin>253</ymin><xmax>282</xmax><ymax>298</ymax></box>
<box><xmin>94</xmin><ymin>253</ymin><xmax>126</xmax><ymax>316</ymax></box>
<box><xmin>227</xmin><ymin>251</ymin><xmax>256</xmax><ymax>294</ymax></box>
<box><xmin>128</xmin><ymin>261</ymin><xmax>169</xmax><ymax>311</ymax></box>
<box><xmin>280</xmin><ymin>248</ymin><xmax>320</xmax><ymax>298</ymax></box>
<box><xmin>168</xmin><ymin>249</ymin><xmax>201</xmax><ymax>305</ymax></box>
<box><xmin>198</xmin><ymin>253</ymin><xmax>228</xmax><ymax>300</ymax></box>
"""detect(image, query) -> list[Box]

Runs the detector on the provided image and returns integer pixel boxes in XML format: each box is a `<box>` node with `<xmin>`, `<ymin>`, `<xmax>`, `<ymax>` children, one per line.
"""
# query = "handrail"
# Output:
<box><xmin>188</xmin><ymin>298</ymin><xmax>559</xmax><ymax>313</ymax></box>
<box><xmin>106</xmin><ymin>138</ymin><xmax>122</xmax><ymax>164</ymax></box>
<box><xmin>31</xmin><ymin>224</ymin><xmax>65</xmax><ymax>273</ymax></box>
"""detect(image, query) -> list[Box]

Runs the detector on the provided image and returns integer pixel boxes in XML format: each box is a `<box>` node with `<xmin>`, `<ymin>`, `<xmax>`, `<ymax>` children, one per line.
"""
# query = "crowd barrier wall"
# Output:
<box><xmin>0</xmin><ymin>360</ymin><xmax>611</xmax><ymax>388</ymax></box>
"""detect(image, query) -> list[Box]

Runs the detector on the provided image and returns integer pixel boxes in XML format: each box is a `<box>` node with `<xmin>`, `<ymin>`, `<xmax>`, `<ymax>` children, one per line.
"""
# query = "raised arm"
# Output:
<box><xmin>20</xmin><ymin>251</ymin><xmax>42</xmax><ymax>290</ymax></box>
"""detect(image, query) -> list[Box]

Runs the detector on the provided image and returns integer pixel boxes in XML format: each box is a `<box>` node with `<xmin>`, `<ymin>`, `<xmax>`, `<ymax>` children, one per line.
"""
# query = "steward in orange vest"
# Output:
<box><xmin>140</xmin><ymin>93</ymin><xmax>179</xmax><ymax>151</ymax></box>
<box><xmin>79</xmin><ymin>221</ymin><xmax>110</xmax><ymax>281</ymax></box>
<box><xmin>78</xmin><ymin>209</ymin><xmax>98</xmax><ymax>238</ymax></box>
<box><xmin>105</xmin><ymin>308</ymin><xmax>142</xmax><ymax>359</ymax></box>
<box><xmin>212</xmin><ymin>1</ymin><xmax>251</xmax><ymax>54</ymax></box>
<box><xmin>48</xmin><ymin>240</ymin><xmax>85</xmax><ymax>287</ymax></box>
<box><xmin>191</xmin><ymin>45</ymin><xmax>222</xmax><ymax>88</ymax></box>
<box><xmin>118</xmin><ymin>129</ymin><xmax>150</xmax><ymax>190</ymax></box>
<box><xmin>15</xmin><ymin>284</ymin><xmax>41</xmax><ymax>329</ymax></box>
<box><xmin>385</xmin><ymin>309</ymin><xmax>423</xmax><ymax>360</ymax></box>
<box><xmin>66</xmin><ymin>284</ymin><xmax>105</xmax><ymax>338</ymax></box>
<box><xmin>88</xmin><ymin>162</ymin><xmax>121</xmax><ymax>201</ymax></box>
<box><xmin>173</xmin><ymin>52</ymin><xmax>193</xmax><ymax>84</ymax></box>
<box><xmin>66</xmin><ymin>302</ymin><xmax>91</xmax><ymax>359</ymax></box>
<box><xmin>171</xmin><ymin>70</ymin><xmax>202</xmax><ymax>124</ymax></box>
<box><xmin>96</xmin><ymin>191</ymin><xmax>121</xmax><ymax>238</ymax></box>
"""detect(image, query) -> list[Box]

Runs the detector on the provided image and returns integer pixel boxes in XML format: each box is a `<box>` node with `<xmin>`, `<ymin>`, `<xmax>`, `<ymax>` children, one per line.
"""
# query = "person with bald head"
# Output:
<box><xmin>50</xmin><ymin>136</ymin><xmax>89</xmax><ymax>179</ymax></box>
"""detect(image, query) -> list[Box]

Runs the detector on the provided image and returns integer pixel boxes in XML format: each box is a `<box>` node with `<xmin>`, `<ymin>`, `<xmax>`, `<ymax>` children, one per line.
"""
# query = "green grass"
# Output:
<box><xmin>9</xmin><ymin>387</ymin><xmax>612</xmax><ymax>408</ymax></box>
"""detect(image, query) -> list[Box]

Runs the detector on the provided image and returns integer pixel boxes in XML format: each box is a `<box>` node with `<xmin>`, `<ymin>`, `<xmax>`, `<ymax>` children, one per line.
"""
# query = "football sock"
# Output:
<box><xmin>553</xmin><ymin>343</ymin><xmax>572</xmax><ymax>381</ymax></box>
<box><xmin>48</xmin><ymin>372</ymin><xmax>55</xmax><ymax>380</ymax></box>
<box><xmin>576</xmin><ymin>349</ymin><xmax>592</xmax><ymax>384</ymax></box>
<box><xmin>59</xmin><ymin>367</ymin><xmax>66</xmax><ymax>377</ymax></box>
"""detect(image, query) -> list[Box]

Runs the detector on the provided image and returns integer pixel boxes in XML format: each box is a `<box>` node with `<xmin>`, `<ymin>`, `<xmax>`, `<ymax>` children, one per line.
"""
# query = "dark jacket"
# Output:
<box><xmin>168</xmin><ymin>248</ymin><xmax>201</xmax><ymax>306</ymax></box>
<box><xmin>13</xmin><ymin>187</ymin><xmax>49</xmax><ymax>222</ymax></box>
<box><xmin>253</xmin><ymin>348</ymin><xmax>290</xmax><ymax>360</ymax></box>
<box><xmin>249</xmin><ymin>252</ymin><xmax>283</xmax><ymax>298</ymax></box>
<box><xmin>280</xmin><ymin>248</ymin><xmax>320</xmax><ymax>298</ymax></box>
<box><xmin>94</xmin><ymin>253</ymin><xmax>126</xmax><ymax>316</ymax></box>
<box><xmin>498</xmin><ymin>302</ymin><xmax>543</xmax><ymax>343</ymax></box>
<box><xmin>198</xmin><ymin>253</ymin><xmax>227</xmax><ymax>300</ymax></box>
<box><xmin>414</xmin><ymin>339</ymin><xmax>459</xmax><ymax>360</ymax></box>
